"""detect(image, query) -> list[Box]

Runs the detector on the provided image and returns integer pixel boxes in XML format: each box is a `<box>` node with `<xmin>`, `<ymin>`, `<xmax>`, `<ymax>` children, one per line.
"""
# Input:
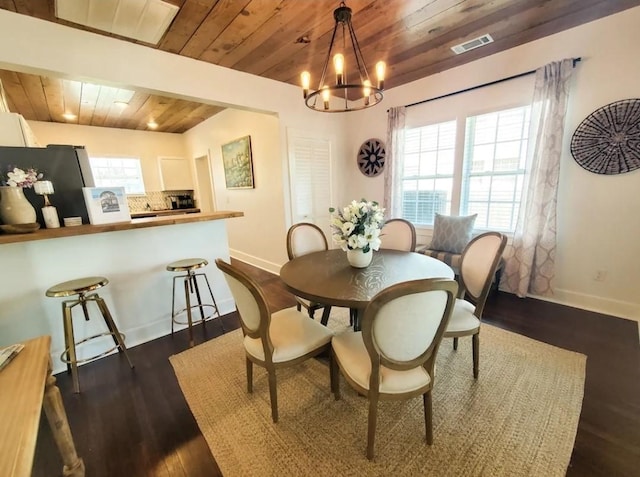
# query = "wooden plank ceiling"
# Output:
<box><xmin>0</xmin><ymin>0</ymin><xmax>638</xmax><ymax>133</ymax></box>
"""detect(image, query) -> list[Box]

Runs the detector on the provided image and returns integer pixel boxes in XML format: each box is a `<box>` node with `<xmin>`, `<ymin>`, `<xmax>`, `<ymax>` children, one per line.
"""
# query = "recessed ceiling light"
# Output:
<box><xmin>114</xmin><ymin>101</ymin><xmax>129</xmax><ymax>109</ymax></box>
<box><xmin>147</xmin><ymin>120</ymin><xmax>158</xmax><ymax>129</ymax></box>
<box><xmin>62</xmin><ymin>112</ymin><xmax>77</xmax><ymax>120</ymax></box>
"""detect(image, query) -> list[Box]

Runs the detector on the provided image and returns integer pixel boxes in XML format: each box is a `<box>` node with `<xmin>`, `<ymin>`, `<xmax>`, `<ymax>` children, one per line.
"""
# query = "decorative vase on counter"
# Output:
<box><xmin>347</xmin><ymin>248</ymin><xmax>373</xmax><ymax>268</ymax></box>
<box><xmin>0</xmin><ymin>186</ymin><xmax>37</xmax><ymax>225</ymax></box>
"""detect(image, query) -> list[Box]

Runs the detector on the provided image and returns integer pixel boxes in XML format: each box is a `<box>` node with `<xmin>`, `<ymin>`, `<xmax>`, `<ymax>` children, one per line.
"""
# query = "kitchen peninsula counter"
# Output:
<box><xmin>0</xmin><ymin>211</ymin><xmax>243</xmax><ymax>245</ymax></box>
<box><xmin>0</xmin><ymin>211</ymin><xmax>242</xmax><ymax>371</ymax></box>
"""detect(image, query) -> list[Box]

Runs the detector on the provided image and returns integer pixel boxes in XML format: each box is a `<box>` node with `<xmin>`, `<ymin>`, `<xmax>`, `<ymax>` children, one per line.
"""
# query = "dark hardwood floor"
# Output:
<box><xmin>33</xmin><ymin>259</ymin><xmax>640</xmax><ymax>476</ymax></box>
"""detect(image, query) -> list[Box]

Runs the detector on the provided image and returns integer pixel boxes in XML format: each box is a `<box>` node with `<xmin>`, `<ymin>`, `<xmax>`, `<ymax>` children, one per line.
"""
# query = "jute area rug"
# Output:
<box><xmin>170</xmin><ymin>310</ymin><xmax>586</xmax><ymax>477</ymax></box>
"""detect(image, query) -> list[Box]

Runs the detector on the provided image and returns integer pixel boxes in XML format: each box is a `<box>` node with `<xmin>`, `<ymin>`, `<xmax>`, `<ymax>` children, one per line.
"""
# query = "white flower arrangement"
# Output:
<box><xmin>329</xmin><ymin>199</ymin><xmax>385</xmax><ymax>252</ymax></box>
<box><xmin>3</xmin><ymin>167</ymin><xmax>42</xmax><ymax>188</ymax></box>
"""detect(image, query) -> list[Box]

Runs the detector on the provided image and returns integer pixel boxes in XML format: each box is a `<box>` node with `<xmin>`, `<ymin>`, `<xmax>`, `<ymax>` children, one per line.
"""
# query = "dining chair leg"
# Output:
<box><xmin>453</xmin><ymin>337</ymin><xmax>458</xmax><ymax>350</ymax></box>
<box><xmin>268</xmin><ymin>370</ymin><xmax>278</xmax><ymax>423</ymax></box>
<box><xmin>246</xmin><ymin>358</ymin><xmax>253</xmax><ymax>393</ymax></box>
<box><xmin>472</xmin><ymin>333</ymin><xmax>480</xmax><ymax>379</ymax></box>
<box><xmin>423</xmin><ymin>391</ymin><xmax>433</xmax><ymax>445</ymax></box>
<box><xmin>320</xmin><ymin>306</ymin><xmax>332</xmax><ymax>326</ymax></box>
<box><xmin>296</xmin><ymin>302</ymin><xmax>302</xmax><ymax>312</ymax></box>
<box><xmin>366</xmin><ymin>396</ymin><xmax>379</xmax><ymax>460</ymax></box>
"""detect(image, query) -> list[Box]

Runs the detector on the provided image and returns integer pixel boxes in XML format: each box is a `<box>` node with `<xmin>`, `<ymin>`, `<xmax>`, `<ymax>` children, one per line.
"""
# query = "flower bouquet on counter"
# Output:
<box><xmin>329</xmin><ymin>199</ymin><xmax>385</xmax><ymax>253</ymax></box>
<box><xmin>2</xmin><ymin>166</ymin><xmax>42</xmax><ymax>188</ymax></box>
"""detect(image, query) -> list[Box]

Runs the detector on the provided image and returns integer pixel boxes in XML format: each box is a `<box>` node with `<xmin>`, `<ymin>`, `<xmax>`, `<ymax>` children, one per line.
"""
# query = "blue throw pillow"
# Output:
<box><xmin>429</xmin><ymin>213</ymin><xmax>477</xmax><ymax>254</ymax></box>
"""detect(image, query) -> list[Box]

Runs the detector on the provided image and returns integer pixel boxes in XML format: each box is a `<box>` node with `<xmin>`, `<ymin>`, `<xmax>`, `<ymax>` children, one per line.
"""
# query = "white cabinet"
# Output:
<box><xmin>159</xmin><ymin>157</ymin><xmax>193</xmax><ymax>190</ymax></box>
<box><xmin>0</xmin><ymin>113</ymin><xmax>40</xmax><ymax>147</ymax></box>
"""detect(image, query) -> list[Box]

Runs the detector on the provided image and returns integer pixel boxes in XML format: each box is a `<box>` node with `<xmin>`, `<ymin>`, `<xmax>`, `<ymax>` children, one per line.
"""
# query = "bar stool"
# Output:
<box><xmin>167</xmin><ymin>258</ymin><xmax>222</xmax><ymax>347</ymax></box>
<box><xmin>46</xmin><ymin>276</ymin><xmax>134</xmax><ymax>394</ymax></box>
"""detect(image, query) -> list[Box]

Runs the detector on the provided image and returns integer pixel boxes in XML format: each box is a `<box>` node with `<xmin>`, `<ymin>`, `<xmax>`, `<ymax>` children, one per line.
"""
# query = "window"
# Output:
<box><xmin>402</xmin><ymin>105</ymin><xmax>530</xmax><ymax>232</ymax></box>
<box><xmin>89</xmin><ymin>156</ymin><xmax>145</xmax><ymax>194</ymax></box>
<box><xmin>462</xmin><ymin>107</ymin><xmax>530</xmax><ymax>231</ymax></box>
<box><xmin>402</xmin><ymin>121</ymin><xmax>455</xmax><ymax>224</ymax></box>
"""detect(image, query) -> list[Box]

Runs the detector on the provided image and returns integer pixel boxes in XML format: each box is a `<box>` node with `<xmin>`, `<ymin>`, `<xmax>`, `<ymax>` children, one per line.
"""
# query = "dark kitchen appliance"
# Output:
<box><xmin>176</xmin><ymin>194</ymin><xmax>194</xmax><ymax>209</ymax></box>
<box><xmin>168</xmin><ymin>193</ymin><xmax>194</xmax><ymax>209</ymax></box>
<box><xmin>0</xmin><ymin>144</ymin><xmax>94</xmax><ymax>226</ymax></box>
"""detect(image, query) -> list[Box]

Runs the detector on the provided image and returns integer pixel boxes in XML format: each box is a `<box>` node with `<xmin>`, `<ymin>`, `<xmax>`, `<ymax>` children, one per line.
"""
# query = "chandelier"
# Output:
<box><xmin>301</xmin><ymin>1</ymin><xmax>386</xmax><ymax>113</ymax></box>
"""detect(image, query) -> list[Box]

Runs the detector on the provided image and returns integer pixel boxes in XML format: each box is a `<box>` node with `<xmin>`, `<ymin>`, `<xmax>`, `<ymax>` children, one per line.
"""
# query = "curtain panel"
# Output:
<box><xmin>384</xmin><ymin>106</ymin><xmax>406</xmax><ymax>218</ymax></box>
<box><xmin>501</xmin><ymin>59</ymin><xmax>575</xmax><ymax>297</ymax></box>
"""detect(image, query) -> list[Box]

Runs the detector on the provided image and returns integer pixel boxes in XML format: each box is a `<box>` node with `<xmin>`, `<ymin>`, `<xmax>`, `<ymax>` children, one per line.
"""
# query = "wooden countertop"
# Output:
<box><xmin>130</xmin><ymin>208</ymin><xmax>201</xmax><ymax>219</ymax></box>
<box><xmin>0</xmin><ymin>211</ymin><xmax>243</xmax><ymax>245</ymax></box>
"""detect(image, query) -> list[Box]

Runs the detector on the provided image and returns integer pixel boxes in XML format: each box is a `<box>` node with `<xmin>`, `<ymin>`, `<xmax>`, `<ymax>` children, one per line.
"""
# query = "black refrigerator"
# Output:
<box><xmin>0</xmin><ymin>145</ymin><xmax>94</xmax><ymax>227</ymax></box>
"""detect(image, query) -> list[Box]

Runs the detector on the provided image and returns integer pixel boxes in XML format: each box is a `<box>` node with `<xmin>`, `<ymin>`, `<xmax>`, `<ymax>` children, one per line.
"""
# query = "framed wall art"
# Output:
<box><xmin>82</xmin><ymin>186</ymin><xmax>131</xmax><ymax>224</ymax></box>
<box><xmin>221</xmin><ymin>135</ymin><xmax>254</xmax><ymax>189</ymax></box>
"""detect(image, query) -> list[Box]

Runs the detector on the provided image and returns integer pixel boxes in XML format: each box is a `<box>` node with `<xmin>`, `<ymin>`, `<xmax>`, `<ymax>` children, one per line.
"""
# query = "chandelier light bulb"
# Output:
<box><xmin>363</xmin><ymin>80</ymin><xmax>372</xmax><ymax>106</ymax></box>
<box><xmin>321</xmin><ymin>86</ymin><xmax>330</xmax><ymax>110</ymax></box>
<box><xmin>333</xmin><ymin>53</ymin><xmax>345</xmax><ymax>85</ymax></box>
<box><xmin>376</xmin><ymin>61</ymin><xmax>386</xmax><ymax>89</ymax></box>
<box><xmin>301</xmin><ymin>71</ymin><xmax>311</xmax><ymax>98</ymax></box>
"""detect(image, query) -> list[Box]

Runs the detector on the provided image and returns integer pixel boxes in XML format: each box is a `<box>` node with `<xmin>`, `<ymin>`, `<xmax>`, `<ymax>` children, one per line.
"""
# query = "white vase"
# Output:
<box><xmin>0</xmin><ymin>186</ymin><xmax>37</xmax><ymax>225</ymax></box>
<box><xmin>347</xmin><ymin>248</ymin><xmax>373</xmax><ymax>268</ymax></box>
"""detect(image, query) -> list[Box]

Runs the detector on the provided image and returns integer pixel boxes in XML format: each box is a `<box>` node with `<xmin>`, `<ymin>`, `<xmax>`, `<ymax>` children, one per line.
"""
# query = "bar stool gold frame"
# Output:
<box><xmin>46</xmin><ymin>276</ymin><xmax>134</xmax><ymax>394</ymax></box>
<box><xmin>167</xmin><ymin>258</ymin><xmax>222</xmax><ymax>347</ymax></box>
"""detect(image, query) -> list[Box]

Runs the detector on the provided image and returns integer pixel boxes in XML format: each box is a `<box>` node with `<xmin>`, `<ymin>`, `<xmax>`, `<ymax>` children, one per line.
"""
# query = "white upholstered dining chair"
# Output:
<box><xmin>330</xmin><ymin>278</ymin><xmax>458</xmax><ymax>460</ymax></box>
<box><xmin>286</xmin><ymin>222</ymin><xmax>333</xmax><ymax>325</ymax></box>
<box><xmin>444</xmin><ymin>231</ymin><xmax>507</xmax><ymax>378</ymax></box>
<box><xmin>380</xmin><ymin>218</ymin><xmax>417</xmax><ymax>252</ymax></box>
<box><xmin>215</xmin><ymin>258</ymin><xmax>333</xmax><ymax>423</ymax></box>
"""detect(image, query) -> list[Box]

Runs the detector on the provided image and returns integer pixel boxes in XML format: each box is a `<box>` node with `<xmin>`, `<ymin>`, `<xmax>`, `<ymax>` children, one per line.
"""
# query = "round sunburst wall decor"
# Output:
<box><xmin>357</xmin><ymin>138</ymin><xmax>386</xmax><ymax>177</ymax></box>
<box><xmin>570</xmin><ymin>99</ymin><xmax>640</xmax><ymax>175</ymax></box>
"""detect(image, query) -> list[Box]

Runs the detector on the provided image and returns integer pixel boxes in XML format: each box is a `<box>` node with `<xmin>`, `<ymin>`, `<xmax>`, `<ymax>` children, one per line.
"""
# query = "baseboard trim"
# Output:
<box><xmin>229</xmin><ymin>249</ymin><xmax>281</xmax><ymax>274</ymax></box>
<box><xmin>528</xmin><ymin>288</ymin><xmax>639</xmax><ymax>323</ymax></box>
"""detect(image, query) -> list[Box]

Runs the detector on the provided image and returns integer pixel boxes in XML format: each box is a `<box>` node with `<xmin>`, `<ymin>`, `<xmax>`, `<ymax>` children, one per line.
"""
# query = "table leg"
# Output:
<box><xmin>42</xmin><ymin>361</ymin><xmax>85</xmax><ymax>477</ymax></box>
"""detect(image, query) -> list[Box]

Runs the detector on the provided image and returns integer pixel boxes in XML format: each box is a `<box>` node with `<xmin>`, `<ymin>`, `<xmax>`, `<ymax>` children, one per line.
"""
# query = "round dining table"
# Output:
<box><xmin>279</xmin><ymin>249</ymin><xmax>455</xmax><ymax>330</ymax></box>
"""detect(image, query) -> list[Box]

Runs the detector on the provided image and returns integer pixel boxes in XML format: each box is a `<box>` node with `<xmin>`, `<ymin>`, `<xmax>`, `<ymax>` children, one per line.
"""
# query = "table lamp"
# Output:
<box><xmin>34</xmin><ymin>180</ymin><xmax>61</xmax><ymax>228</ymax></box>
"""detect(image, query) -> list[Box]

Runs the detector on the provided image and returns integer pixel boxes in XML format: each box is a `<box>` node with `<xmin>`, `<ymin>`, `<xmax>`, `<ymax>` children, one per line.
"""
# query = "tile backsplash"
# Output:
<box><xmin>127</xmin><ymin>190</ymin><xmax>193</xmax><ymax>213</ymax></box>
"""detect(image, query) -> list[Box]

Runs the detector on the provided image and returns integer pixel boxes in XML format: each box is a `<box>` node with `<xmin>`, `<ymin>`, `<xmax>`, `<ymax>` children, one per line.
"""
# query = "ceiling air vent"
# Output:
<box><xmin>451</xmin><ymin>34</ymin><xmax>494</xmax><ymax>55</ymax></box>
<box><xmin>55</xmin><ymin>0</ymin><xmax>179</xmax><ymax>45</ymax></box>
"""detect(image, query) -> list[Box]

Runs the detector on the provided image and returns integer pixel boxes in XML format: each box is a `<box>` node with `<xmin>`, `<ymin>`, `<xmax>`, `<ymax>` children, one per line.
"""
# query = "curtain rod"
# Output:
<box><xmin>399</xmin><ymin>57</ymin><xmax>582</xmax><ymax>110</ymax></box>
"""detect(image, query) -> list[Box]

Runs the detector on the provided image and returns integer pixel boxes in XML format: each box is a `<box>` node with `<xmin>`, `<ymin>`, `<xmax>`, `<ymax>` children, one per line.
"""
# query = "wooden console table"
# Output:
<box><xmin>0</xmin><ymin>336</ymin><xmax>84</xmax><ymax>477</ymax></box>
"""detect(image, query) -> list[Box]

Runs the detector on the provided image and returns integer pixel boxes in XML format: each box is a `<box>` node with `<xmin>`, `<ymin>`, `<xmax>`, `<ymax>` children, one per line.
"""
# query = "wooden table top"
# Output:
<box><xmin>0</xmin><ymin>336</ymin><xmax>51</xmax><ymax>477</ymax></box>
<box><xmin>280</xmin><ymin>249</ymin><xmax>455</xmax><ymax>309</ymax></box>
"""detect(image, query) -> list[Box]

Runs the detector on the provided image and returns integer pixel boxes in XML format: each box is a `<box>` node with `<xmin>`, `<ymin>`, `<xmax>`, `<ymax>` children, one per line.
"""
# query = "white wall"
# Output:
<box><xmin>346</xmin><ymin>8</ymin><xmax>640</xmax><ymax>320</ymax></box>
<box><xmin>27</xmin><ymin>121</ymin><xmax>187</xmax><ymax>191</ymax></box>
<box><xmin>184</xmin><ymin>109</ymin><xmax>289</xmax><ymax>270</ymax></box>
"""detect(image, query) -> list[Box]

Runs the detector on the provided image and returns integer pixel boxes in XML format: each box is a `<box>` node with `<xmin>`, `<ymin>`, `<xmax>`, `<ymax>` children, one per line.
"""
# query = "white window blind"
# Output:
<box><xmin>462</xmin><ymin>106</ymin><xmax>530</xmax><ymax>231</ymax></box>
<box><xmin>402</xmin><ymin>121</ymin><xmax>456</xmax><ymax>225</ymax></box>
<box><xmin>400</xmin><ymin>105</ymin><xmax>530</xmax><ymax>232</ymax></box>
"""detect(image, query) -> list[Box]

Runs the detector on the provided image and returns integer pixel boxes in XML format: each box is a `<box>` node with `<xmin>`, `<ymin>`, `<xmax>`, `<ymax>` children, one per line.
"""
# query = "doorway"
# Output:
<box><xmin>195</xmin><ymin>153</ymin><xmax>215</xmax><ymax>212</ymax></box>
<box><xmin>287</xmin><ymin>131</ymin><xmax>333</xmax><ymax>239</ymax></box>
